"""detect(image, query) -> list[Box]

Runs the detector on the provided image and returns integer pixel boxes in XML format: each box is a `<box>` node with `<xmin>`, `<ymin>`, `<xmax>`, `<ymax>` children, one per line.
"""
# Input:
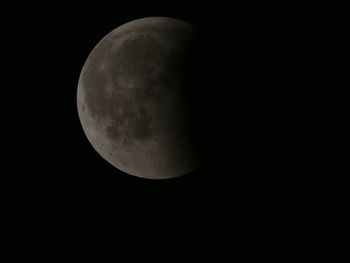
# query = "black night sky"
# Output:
<box><xmin>7</xmin><ymin>2</ymin><xmax>348</xmax><ymax>259</ymax></box>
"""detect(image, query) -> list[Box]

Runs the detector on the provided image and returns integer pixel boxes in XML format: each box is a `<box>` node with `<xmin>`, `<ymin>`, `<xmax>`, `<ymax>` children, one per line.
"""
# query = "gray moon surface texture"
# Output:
<box><xmin>77</xmin><ymin>17</ymin><xmax>198</xmax><ymax>179</ymax></box>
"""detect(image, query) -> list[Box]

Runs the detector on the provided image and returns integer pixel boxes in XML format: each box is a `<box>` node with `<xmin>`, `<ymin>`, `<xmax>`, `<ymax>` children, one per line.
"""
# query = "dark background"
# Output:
<box><xmin>6</xmin><ymin>2</ymin><xmax>348</xmax><ymax>258</ymax></box>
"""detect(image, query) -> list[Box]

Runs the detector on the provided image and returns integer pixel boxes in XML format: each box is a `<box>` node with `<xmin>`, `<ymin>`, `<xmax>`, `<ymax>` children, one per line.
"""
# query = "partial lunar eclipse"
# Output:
<box><xmin>77</xmin><ymin>17</ymin><xmax>199</xmax><ymax>179</ymax></box>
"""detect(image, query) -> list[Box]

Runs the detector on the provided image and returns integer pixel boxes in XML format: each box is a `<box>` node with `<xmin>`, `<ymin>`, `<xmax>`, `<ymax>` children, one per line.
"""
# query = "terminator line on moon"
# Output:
<box><xmin>77</xmin><ymin>17</ymin><xmax>198</xmax><ymax>179</ymax></box>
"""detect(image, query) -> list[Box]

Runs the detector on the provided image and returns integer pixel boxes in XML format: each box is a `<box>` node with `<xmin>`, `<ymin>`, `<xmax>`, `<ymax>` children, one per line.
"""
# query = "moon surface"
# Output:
<box><xmin>77</xmin><ymin>17</ymin><xmax>199</xmax><ymax>179</ymax></box>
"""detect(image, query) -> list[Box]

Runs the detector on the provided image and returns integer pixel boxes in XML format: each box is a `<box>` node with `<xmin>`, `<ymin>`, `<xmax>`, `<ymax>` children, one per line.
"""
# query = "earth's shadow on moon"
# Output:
<box><xmin>78</xmin><ymin>17</ymin><xmax>209</xmax><ymax>180</ymax></box>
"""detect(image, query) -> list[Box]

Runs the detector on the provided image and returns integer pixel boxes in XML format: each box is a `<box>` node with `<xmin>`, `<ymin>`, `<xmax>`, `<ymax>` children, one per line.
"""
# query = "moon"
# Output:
<box><xmin>77</xmin><ymin>17</ymin><xmax>199</xmax><ymax>179</ymax></box>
